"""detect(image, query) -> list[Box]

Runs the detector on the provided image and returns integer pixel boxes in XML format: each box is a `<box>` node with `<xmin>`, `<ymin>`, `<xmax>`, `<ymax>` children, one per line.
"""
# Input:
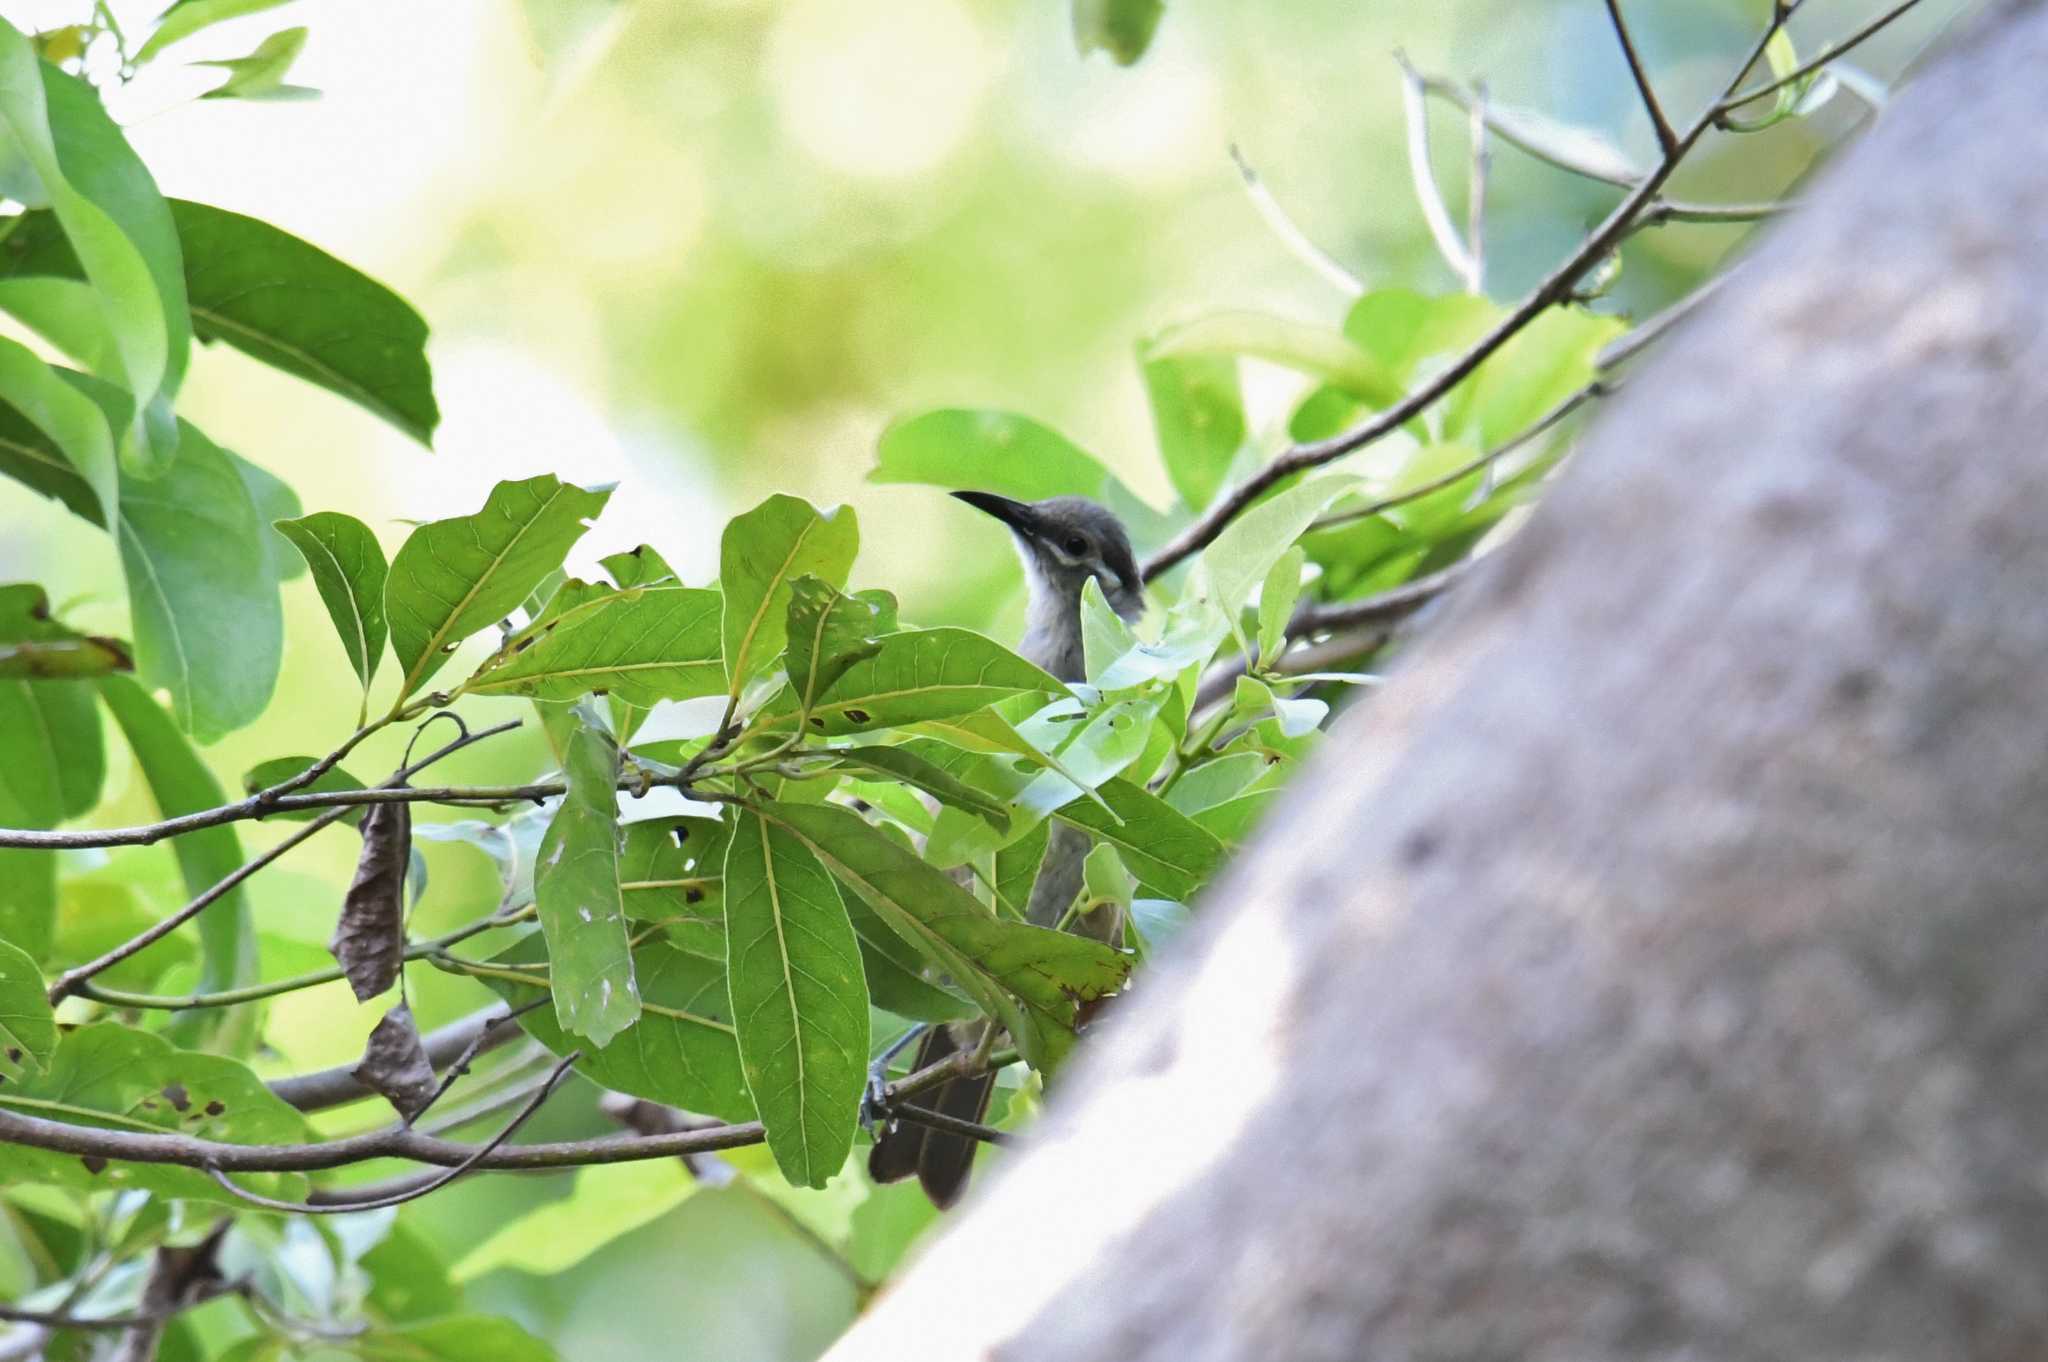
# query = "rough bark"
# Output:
<box><xmin>828</xmin><ymin>4</ymin><xmax>2048</xmax><ymax>1358</ymax></box>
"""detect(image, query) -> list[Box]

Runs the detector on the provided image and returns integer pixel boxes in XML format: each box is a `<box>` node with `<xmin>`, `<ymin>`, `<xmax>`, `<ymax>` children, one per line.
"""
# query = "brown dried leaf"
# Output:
<box><xmin>352</xmin><ymin>1002</ymin><xmax>438</xmax><ymax>1121</ymax></box>
<box><xmin>330</xmin><ymin>799</ymin><xmax>411</xmax><ymax>1001</ymax></box>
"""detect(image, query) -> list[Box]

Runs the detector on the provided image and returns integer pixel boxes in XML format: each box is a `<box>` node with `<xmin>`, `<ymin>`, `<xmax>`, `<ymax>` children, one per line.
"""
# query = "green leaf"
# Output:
<box><xmin>1054</xmin><ymin>777</ymin><xmax>1223</xmax><ymax>901</ymax></box>
<box><xmin>0</xmin><ymin>1020</ymin><xmax>309</xmax><ymax>1202</ymax></box>
<box><xmin>0</xmin><ymin>849</ymin><xmax>55</xmax><ymax>959</ymax></box>
<box><xmin>0</xmin><ymin>334</ymin><xmax>115</xmax><ymax>523</ymax></box>
<box><xmin>1162</xmin><ymin>752</ymin><xmax>1266</xmax><ymax>814</ymax></box>
<box><xmin>1081</xmin><ymin>842</ymin><xmax>1137</xmax><ymax>914</ymax></box>
<box><xmin>760</xmin><ymin>800</ymin><xmax>1128</xmax><ymax>1070</ymax></box>
<box><xmin>197</xmin><ymin>25</ymin><xmax>313</xmax><ymax>101</ymax></box>
<box><xmin>98</xmin><ymin>675</ymin><xmax>255</xmax><ymax>1036</ymax></box>
<box><xmin>619</xmin><ymin>815</ymin><xmax>725</xmax><ymax>960</ymax></box>
<box><xmin>1139</xmin><ymin>346</ymin><xmax>1244</xmax><ymax>510</ymax></box>
<box><xmin>227</xmin><ymin>451</ymin><xmax>303</xmax><ymax>581</ymax></box>
<box><xmin>386</xmin><ymin>475</ymin><xmax>611</xmax><ymax>699</ymax></box>
<box><xmin>601</xmin><ymin>543</ymin><xmax>677</xmax><ymax>589</ymax></box>
<box><xmin>1071</xmin><ymin>0</ymin><xmax>1165</xmax><ymax>65</ymax></box>
<box><xmin>239</xmin><ymin>755</ymin><xmax>366</xmax><ymax>825</ymax></box>
<box><xmin>1442</xmin><ymin>305</ymin><xmax>1622</xmax><ymax>449</ymax></box>
<box><xmin>462</xmin><ymin>586</ymin><xmax>725</xmax><ymax>706</ymax></box>
<box><xmin>784</xmin><ymin>577</ymin><xmax>895</xmax><ymax>717</ymax></box>
<box><xmin>1079</xmin><ymin>576</ymin><xmax>1137</xmax><ymax>688</ymax></box>
<box><xmin>450</xmin><ymin>1159</ymin><xmax>697</xmax><ymax>1282</ymax></box>
<box><xmin>720</xmin><ymin>494</ymin><xmax>859</xmax><ymax>696</ymax></box>
<box><xmin>993</xmin><ymin>820</ymin><xmax>1050</xmax><ymax>919</ymax></box>
<box><xmin>827</xmin><ymin>746</ymin><xmax>1011</xmax><ymax>831</ymax></box>
<box><xmin>49</xmin><ymin>879</ymin><xmax>195</xmax><ymax>994</ymax></box>
<box><xmin>0</xmin><ymin>936</ymin><xmax>55</xmax><ymax>1081</ymax></box>
<box><xmin>765</xmin><ymin>627</ymin><xmax>1062</xmax><ymax>736</ymax></box>
<box><xmin>116</xmin><ymin>416</ymin><xmax>283</xmax><ymax>740</ymax></box>
<box><xmin>0</xmin><ymin>199</ymin><xmax>439</xmax><ymax>444</ymax></box>
<box><xmin>346</xmin><ymin>1316</ymin><xmax>560</xmax><ymax>1362</ymax></box>
<box><xmin>1146</xmin><ymin>312</ymin><xmax>1400</xmax><ymax>406</ymax></box>
<box><xmin>873</xmin><ymin>409</ymin><xmax>1118</xmax><ymax>503</ymax></box>
<box><xmin>485</xmin><ymin>933</ymin><xmax>753</xmax><ymax>1121</ymax></box>
<box><xmin>275</xmin><ymin>512</ymin><xmax>388</xmax><ymax>699</ymax></box>
<box><xmin>1724</xmin><ymin>27</ymin><xmax>1809</xmax><ymax>132</ymax></box>
<box><xmin>0</xmin><ymin>36</ymin><xmax>187</xmax><ymax>473</ymax></box>
<box><xmin>722</xmin><ymin>808</ymin><xmax>868</xmax><ymax>1188</ymax></box>
<box><xmin>1256</xmin><ymin>545</ymin><xmax>1305</xmax><ymax>667</ymax></box>
<box><xmin>135</xmin><ymin>0</ymin><xmax>293</xmax><ymax>63</ymax></box>
<box><xmin>1189</xmin><ymin>474</ymin><xmax>1360</xmax><ymax>652</ymax></box>
<box><xmin>0</xmin><ymin>583</ymin><xmax>105</xmax><ymax>823</ymax></box>
<box><xmin>535</xmin><ymin>711</ymin><xmax>640</xmax><ymax>1047</ymax></box>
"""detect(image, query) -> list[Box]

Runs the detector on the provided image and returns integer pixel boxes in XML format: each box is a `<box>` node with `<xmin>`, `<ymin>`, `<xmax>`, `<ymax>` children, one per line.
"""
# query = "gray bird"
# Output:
<box><xmin>867</xmin><ymin>490</ymin><xmax>1144</xmax><ymax>1207</ymax></box>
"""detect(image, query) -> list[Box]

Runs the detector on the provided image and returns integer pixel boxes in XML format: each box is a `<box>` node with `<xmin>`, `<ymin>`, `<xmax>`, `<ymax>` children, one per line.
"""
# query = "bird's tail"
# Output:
<box><xmin>867</xmin><ymin>1023</ymin><xmax>996</xmax><ymax>1209</ymax></box>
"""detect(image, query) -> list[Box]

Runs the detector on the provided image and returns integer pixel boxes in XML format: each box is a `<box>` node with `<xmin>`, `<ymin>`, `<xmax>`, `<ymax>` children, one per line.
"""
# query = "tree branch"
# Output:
<box><xmin>0</xmin><ymin>1037</ymin><xmax>1007</xmax><ymax>1179</ymax></box>
<box><xmin>1603</xmin><ymin>0</ymin><xmax>1677</xmax><ymax>152</ymax></box>
<box><xmin>43</xmin><ymin>719</ymin><xmax>523</xmax><ymax>1003</ymax></box>
<box><xmin>1139</xmin><ymin>16</ymin><xmax>1790</xmax><ymax>584</ymax></box>
<box><xmin>1718</xmin><ymin>0</ymin><xmax>1926</xmax><ymax>113</ymax></box>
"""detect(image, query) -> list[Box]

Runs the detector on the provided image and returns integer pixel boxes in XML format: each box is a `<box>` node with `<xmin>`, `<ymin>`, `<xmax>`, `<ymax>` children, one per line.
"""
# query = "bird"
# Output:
<box><xmin>866</xmin><ymin>490</ymin><xmax>1145</xmax><ymax>1208</ymax></box>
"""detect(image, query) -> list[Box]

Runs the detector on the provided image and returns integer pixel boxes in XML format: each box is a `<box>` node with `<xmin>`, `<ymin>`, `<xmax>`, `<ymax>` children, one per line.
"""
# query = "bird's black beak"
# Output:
<box><xmin>950</xmin><ymin>490</ymin><xmax>1040</xmax><ymax>537</ymax></box>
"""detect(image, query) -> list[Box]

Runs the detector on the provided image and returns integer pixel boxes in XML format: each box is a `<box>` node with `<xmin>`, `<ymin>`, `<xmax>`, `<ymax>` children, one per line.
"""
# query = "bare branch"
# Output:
<box><xmin>1603</xmin><ymin>0</ymin><xmax>1677</xmax><ymax>152</ymax></box>
<box><xmin>1719</xmin><ymin>0</ymin><xmax>1927</xmax><ymax>113</ymax></box>
<box><xmin>1466</xmin><ymin>79</ymin><xmax>1490</xmax><ymax>291</ymax></box>
<box><xmin>1229</xmin><ymin>143</ymin><xmax>1364</xmax><ymax>295</ymax></box>
<box><xmin>0</xmin><ymin>1036</ymin><xmax>1008</xmax><ymax>1180</ymax></box>
<box><xmin>1395</xmin><ymin>51</ymin><xmax>1481</xmax><ymax>293</ymax></box>
<box><xmin>208</xmin><ymin>1051</ymin><xmax>583</xmax><ymax>1214</ymax></box>
<box><xmin>1141</xmin><ymin>16</ymin><xmax>1791</xmax><ymax>584</ymax></box>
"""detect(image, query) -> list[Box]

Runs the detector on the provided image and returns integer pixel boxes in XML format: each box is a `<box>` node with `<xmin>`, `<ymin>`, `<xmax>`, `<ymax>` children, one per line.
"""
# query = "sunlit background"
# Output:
<box><xmin>0</xmin><ymin>0</ymin><xmax>1965</xmax><ymax>1355</ymax></box>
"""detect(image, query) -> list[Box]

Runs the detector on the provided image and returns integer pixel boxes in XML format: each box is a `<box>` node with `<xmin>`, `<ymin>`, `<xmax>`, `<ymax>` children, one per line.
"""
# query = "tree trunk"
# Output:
<box><xmin>828</xmin><ymin>3</ymin><xmax>2048</xmax><ymax>1357</ymax></box>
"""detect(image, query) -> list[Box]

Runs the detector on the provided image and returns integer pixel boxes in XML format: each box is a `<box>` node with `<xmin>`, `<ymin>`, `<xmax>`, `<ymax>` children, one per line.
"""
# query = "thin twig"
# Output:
<box><xmin>43</xmin><ymin>716</ymin><xmax>520</xmax><ymax>1003</ymax></box>
<box><xmin>1229</xmin><ymin>143</ymin><xmax>1365</xmax><ymax>295</ymax></box>
<box><xmin>1308</xmin><ymin>382</ymin><xmax>1605</xmax><ymax>534</ymax></box>
<box><xmin>1395</xmin><ymin>51</ymin><xmax>1481</xmax><ymax>292</ymax></box>
<box><xmin>0</xmin><ymin>1039</ymin><xmax>1013</xmax><ymax>1179</ymax></box>
<box><xmin>208</xmin><ymin>1051</ymin><xmax>583</xmax><ymax>1214</ymax></box>
<box><xmin>1719</xmin><ymin>0</ymin><xmax>1926</xmax><ymax>112</ymax></box>
<box><xmin>1142</xmin><ymin>15</ymin><xmax>1791</xmax><ymax>583</ymax></box>
<box><xmin>884</xmin><ymin>1102</ymin><xmax>1013</xmax><ymax>1147</ymax></box>
<box><xmin>1414</xmin><ymin>72</ymin><xmax>1640</xmax><ymax>188</ymax></box>
<box><xmin>1629</xmin><ymin>197</ymin><xmax>1792</xmax><ymax>236</ymax></box>
<box><xmin>1603</xmin><ymin>0</ymin><xmax>1677</xmax><ymax>152</ymax></box>
<box><xmin>44</xmin><ymin>720</ymin><xmax>523</xmax><ymax>1003</ymax></box>
<box><xmin>1466</xmin><ymin>79</ymin><xmax>1490</xmax><ymax>292</ymax></box>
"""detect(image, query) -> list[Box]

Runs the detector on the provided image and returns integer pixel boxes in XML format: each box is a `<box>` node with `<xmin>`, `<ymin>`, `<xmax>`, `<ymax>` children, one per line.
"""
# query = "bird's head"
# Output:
<box><xmin>951</xmin><ymin>491</ymin><xmax>1145</xmax><ymax>623</ymax></box>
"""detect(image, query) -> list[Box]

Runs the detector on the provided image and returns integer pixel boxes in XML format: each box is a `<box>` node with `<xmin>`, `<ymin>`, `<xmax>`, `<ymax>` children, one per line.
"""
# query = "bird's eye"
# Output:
<box><xmin>1063</xmin><ymin>535</ymin><xmax>1089</xmax><ymax>557</ymax></box>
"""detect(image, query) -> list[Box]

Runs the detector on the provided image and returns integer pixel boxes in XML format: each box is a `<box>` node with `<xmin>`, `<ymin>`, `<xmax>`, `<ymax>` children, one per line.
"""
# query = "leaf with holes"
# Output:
<box><xmin>484</xmin><ymin>933</ymin><xmax>753</xmax><ymax>1122</ymax></box>
<box><xmin>763</xmin><ymin>628</ymin><xmax>1061</xmax><ymax>737</ymax></box>
<box><xmin>0</xmin><ymin>1021</ymin><xmax>310</xmax><ymax>1203</ymax></box>
<box><xmin>462</xmin><ymin>586</ymin><xmax>725</xmax><ymax>706</ymax></box>
<box><xmin>722</xmin><ymin>807</ymin><xmax>867</xmax><ymax>1188</ymax></box>
<box><xmin>386</xmin><ymin>476</ymin><xmax>610</xmax><ymax>699</ymax></box>
<box><xmin>0</xmin><ymin>937</ymin><xmax>54</xmax><ymax>1081</ymax></box>
<box><xmin>534</xmin><ymin>710</ymin><xmax>639</xmax><ymax>1046</ymax></box>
